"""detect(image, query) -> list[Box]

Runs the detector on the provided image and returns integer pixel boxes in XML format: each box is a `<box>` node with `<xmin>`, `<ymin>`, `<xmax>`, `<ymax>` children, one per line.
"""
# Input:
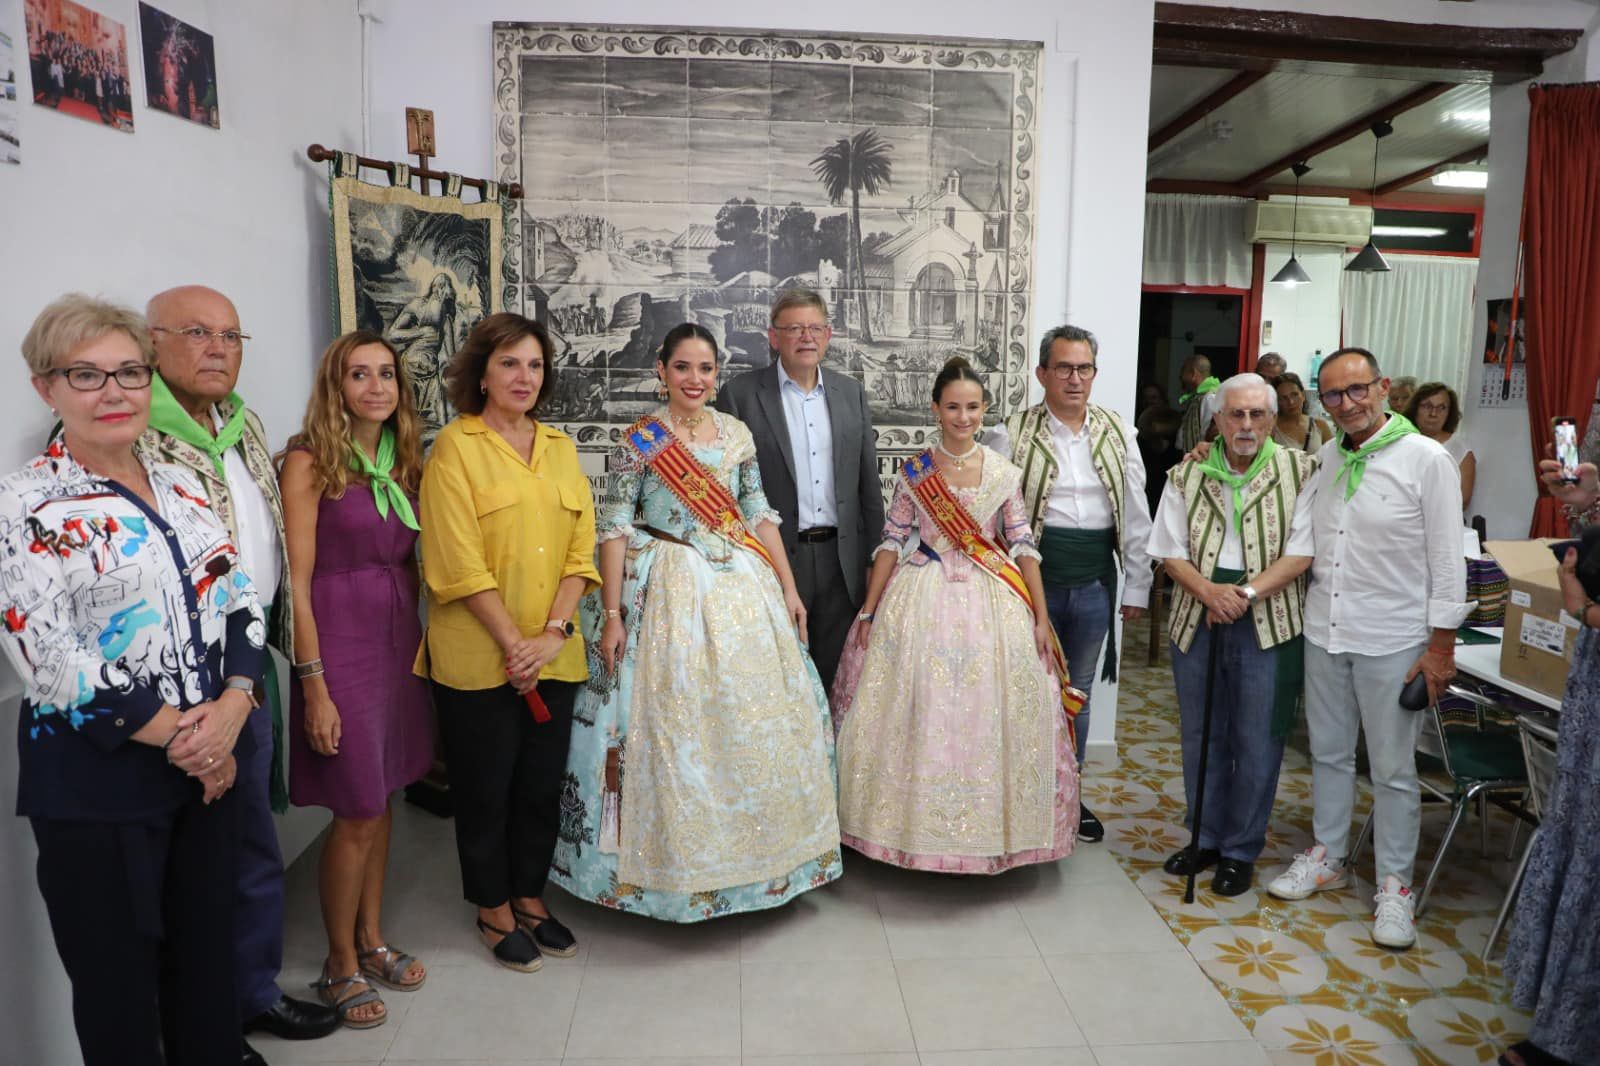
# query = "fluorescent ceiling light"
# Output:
<box><xmin>1444</xmin><ymin>108</ymin><xmax>1491</xmax><ymax>125</ymax></box>
<box><xmin>1432</xmin><ymin>170</ymin><xmax>1488</xmax><ymax>189</ymax></box>
<box><xmin>1371</xmin><ymin>225</ymin><xmax>1448</xmax><ymax>238</ymax></box>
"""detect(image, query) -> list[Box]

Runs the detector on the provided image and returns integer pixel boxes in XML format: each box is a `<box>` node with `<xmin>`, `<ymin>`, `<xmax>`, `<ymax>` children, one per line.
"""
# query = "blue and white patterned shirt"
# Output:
<box><xmin>0</xmin><ymin>440</ymin><xmax>266</xmax><ymax>821</ymax></box>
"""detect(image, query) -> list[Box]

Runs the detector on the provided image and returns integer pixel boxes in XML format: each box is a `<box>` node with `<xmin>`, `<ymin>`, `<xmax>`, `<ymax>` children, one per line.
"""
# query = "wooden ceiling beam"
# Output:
<box><xmin>1153</xmin><ymin>3</ymin><xmax>1580</xmax><ymax>84</ymax></box>
<box><xmin>1373</xmin><ymin>144</ymin><xmax>1490</xmax><ymax>197</ymax></box>
<box><xmin>1231</xmin><ymin>82</ymin><xmax>1453</xmax><ymax>192</ymax></box>
<box><xmin>1148</xmin><ymin>70</ymin><xmax>1269</xmax><ymax>152</ymax></box>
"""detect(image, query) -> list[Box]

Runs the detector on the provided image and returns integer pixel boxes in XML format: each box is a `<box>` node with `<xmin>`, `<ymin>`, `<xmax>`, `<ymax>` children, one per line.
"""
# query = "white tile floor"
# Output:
<box><xmin>252</xmin><ymin>797</ymin><xmax>1265</xmax><ymax>1066</ymax></box>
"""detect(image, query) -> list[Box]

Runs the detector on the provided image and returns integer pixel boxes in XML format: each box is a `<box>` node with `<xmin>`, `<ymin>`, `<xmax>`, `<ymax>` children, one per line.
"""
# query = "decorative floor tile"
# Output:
<box><xmin>1095</xmin><ymin>617</ymin><xmax>1530</xmax><ymax>1066</ymax></box>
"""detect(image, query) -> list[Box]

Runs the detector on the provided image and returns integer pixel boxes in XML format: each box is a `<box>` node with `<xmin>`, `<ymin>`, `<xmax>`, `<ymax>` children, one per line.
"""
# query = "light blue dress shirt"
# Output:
<box><xmin>777</xmin><ymin>361</ymin><xmax>837</xmax><ymax>530</ymax></box>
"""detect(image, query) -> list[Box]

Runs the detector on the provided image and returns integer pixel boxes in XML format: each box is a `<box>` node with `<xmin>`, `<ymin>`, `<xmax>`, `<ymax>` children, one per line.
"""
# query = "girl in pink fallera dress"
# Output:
<box><xmin>831</xmin><ymin>357</ymin><xmax>1080</xmax><ymax>873</ymax></box>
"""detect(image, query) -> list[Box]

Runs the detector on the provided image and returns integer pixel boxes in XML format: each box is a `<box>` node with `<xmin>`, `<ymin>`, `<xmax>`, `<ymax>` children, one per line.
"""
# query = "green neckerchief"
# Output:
<box><xmin>349</xmin><ymin>425</ymin><xmax>419</xmax><ymax>531</ymax></box>
<box><xmin>1196</xmin><ymin>437</ymin><xmax>1278</xmax><ymax>534</ymax></box>
<box><xmin>148</xmin><ymin>374</ymin><xmax>249</xmax><ymax>476</ymax></box>
<box><xmin>1335</xmin><ymin>412</ymin><xmax>1418</xmax><ymax>501</ymax></box>
<box><xmin>1179</xmin><ymin>376</ymin><xmax>1220</xmax><ymax>406</ymax></box>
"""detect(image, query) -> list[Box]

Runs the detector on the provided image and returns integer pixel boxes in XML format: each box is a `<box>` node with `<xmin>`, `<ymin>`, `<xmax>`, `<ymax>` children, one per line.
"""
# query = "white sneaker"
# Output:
<box><xmin>1266</xmin><ymin>845</ymin><xmax>1348</xmax><ymax>900</ymax></box>
<box><xmin>1371</xmin><ymin>875</ymin><xmax>1417</xmax><ymax>950</ymax></box>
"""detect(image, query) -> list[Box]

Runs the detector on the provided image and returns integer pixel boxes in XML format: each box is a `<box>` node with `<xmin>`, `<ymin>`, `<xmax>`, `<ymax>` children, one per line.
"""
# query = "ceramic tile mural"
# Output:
<box><xmin>493</xmin><ymin>24</ymin><xmax>1045</xmax><ymax>487</ymax></box>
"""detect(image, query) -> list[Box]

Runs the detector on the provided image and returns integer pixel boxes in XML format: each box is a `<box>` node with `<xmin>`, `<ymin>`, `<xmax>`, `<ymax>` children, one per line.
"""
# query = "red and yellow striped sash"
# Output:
<box><xmin>624</xmin><ymin>416</ymin><xmax>778</xmax><ymax>574</ymax></box>
<box><xmin>902</xmin><ymin>451</ymin><xmax>1087</xmax><ymax>746</ymax></box>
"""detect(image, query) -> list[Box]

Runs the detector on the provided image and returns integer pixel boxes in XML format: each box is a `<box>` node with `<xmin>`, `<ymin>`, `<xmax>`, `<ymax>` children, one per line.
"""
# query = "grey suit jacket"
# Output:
<box><xmin>716</xmin><ymin>363</ymin><xmax>884</xmax><ymax>603</ymax></box>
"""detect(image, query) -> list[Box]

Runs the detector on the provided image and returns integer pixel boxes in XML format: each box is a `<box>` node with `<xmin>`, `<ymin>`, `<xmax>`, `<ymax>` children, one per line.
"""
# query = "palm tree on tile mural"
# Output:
<box><xmin>811</xmin><ymin>128</ymin><xmax>893</xmax><ymax>343</ymax></box>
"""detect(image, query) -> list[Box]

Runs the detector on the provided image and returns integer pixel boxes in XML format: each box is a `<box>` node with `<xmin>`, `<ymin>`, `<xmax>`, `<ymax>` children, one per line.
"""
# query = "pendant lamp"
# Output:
<box><xmin>1346</xmin><ymin>120</ymin><xmax>1393</xmax><ymax>274</ymax></box>
<box><xmin>1270</xmin><ymin>162</ymin><xmax>1313</xmax><ymax>286</ymax></box>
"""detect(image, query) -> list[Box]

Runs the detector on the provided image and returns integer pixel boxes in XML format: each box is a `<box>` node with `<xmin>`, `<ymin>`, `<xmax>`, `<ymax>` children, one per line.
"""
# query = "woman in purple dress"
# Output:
<box><xmin>279</xmin><ymin>331</ymin><xmax>433</xmax><ymax>1029</ymax></box>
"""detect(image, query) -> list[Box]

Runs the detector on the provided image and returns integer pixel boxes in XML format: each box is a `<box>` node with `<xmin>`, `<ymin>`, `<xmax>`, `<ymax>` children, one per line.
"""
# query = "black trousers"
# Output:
<box><xmin>433</xmin><ymin>679</ymin><xmax>578</xmax><ymax>907</ymax></box>
<box><xmin>791</xmin><ymin>538</ymin><xmax>856</xmax><ymax>692</ymax></box>
<box><xmin>32</xmin><ymin>789</ymin><xmax>240</xmax><ymax>1066</ymax></box>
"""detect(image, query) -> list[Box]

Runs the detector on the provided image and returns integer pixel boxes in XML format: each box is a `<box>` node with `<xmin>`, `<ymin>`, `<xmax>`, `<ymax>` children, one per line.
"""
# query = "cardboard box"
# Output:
<box><xmin>1485</xmin><ymin>539</ymin><xmax>1580</xmax><ymax>700</ymax></box>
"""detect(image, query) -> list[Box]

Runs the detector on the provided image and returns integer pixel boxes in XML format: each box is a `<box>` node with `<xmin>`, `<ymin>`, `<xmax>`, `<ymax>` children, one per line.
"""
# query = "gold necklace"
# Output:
<box><xmin>670</xmin><ymin>409</ymin><xmax>708</xmax><ymax>434</ymax></box>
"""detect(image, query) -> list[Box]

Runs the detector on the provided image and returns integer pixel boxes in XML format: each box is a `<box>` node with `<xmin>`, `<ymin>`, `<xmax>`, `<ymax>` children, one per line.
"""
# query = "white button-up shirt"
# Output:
<box><xmin>1303</xmin><ymin>428</ymin><xmax>1471</xmax><ymax>653</ymax></box>
<box><xmin>215</xmin><ymin>408</ymin><xmax>281</xmax><ymax>607</ymax></box>
<box><xmin>1147</xmin><ymin>461</ymin><xmax>1318</xmax><ymax>572</ymax></box>
<box><xmin>777</xmin><ymin>361</ymin><xmax>837</xmax><ymax>530</ymax></box>
<box><xmin>988</xmin><ymin>406</ymin><xmax>1155</xmax><ymax>607</ymax></box>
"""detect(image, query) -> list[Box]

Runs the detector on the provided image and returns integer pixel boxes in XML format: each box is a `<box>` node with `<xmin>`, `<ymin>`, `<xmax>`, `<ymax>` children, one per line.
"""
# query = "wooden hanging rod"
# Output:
<box><xmin>306</xmin><ymin>143</ymin><xmax>523</xmax><ymax>199</ymax></box>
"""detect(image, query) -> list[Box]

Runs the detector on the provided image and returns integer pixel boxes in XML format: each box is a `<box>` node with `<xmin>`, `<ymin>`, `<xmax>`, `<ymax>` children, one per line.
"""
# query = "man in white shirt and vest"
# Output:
<box><xmin>1266</xmin><ymin>347</ymin><xmax>1470</xmax><ymax>951</ymax></box>
<box><xmin>1150</xmin><ymin>373</ymin><xmax>1316</xmax><ymax>897</ymax></box>
<box><xmin>1176</xmin><ymin>354</ymin><xmax>1220</xmax><ymax>454</ymax></box>
<box><xmin>142</xmin><ymin>286</ymin><xmax>338</xmax><ymax>1064</ymax></box>
<box><xmin>989</xmin><ymin>325</ymin><xmax>1153</xmax><ymax>842</ymax></box>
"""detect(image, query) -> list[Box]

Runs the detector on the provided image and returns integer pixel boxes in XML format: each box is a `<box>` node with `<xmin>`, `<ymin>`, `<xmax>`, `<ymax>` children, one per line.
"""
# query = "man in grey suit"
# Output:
<box><xmin>717</xmin><ymin>289</ymin><xmax>885</xmax><ymax>689</ymax></box>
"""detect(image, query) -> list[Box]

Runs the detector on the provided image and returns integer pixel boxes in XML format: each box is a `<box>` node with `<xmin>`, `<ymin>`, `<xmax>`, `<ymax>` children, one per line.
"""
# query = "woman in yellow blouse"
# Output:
<box><xmin>417</xmin><ymin>312</ymin><xmax>599</xmax><ymax>973</ymax></box>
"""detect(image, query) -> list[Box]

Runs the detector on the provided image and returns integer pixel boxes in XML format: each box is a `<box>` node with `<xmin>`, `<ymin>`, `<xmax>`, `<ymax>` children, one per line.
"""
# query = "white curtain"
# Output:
<box><xmin>1143</xmin><ymin>194</ymin><xmax>1253</xmax><ymax>289</ymax></box>
<box><xmin>1342</xmin><ymin>254</ymin><xmax>1479</xmax><ymax>398</ymax></box>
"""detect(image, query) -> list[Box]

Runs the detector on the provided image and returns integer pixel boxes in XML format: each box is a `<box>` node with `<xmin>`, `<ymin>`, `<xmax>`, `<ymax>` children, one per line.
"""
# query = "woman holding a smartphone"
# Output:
<box><xmin>1499</xmin><ymin>449</ymin><xmax>1600</xmax><ymax>1066</ymax></box>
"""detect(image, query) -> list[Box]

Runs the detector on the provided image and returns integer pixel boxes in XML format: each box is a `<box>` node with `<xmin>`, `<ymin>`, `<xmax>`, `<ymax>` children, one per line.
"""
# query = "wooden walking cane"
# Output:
<box><xmin>1185</xmin><ymin>620</ymin><xmax>1224</xmax><ymax>905</ymax></box>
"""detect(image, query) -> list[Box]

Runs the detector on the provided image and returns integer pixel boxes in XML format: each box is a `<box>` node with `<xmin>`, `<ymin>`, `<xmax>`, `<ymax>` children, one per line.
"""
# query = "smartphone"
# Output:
<box><xmin>1554</xmin><ymin>417</ymin><xmax>1581</xmax><ymax>484</ymax></box>
<box><xmin>1549</xmin><ymin>539</ymin><xmax>1581</xmax><ymax>563</ymax></box>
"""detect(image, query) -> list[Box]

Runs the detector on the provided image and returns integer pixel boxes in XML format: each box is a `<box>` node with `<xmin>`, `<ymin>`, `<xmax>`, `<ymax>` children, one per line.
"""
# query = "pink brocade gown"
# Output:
<box><xmin>288</xmin><ymin>485</ymin><xmax>434</xmax><ymax>819</ymax></box>
<box><xmin>830</xmin><ymin>447</ymin><xmax>1079</xmax><ymax>873</ymax></box>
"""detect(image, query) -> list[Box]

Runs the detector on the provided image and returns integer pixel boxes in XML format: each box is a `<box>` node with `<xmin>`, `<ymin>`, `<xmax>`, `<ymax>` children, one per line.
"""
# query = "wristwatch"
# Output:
<box><xmin>857</xmin><ymin>611</ymin><xmax>875</xmax><ymax>622</ymax></box>
<box><xmin>223</xmin><ymin>675</ymin><xmax>260</xmax><ymax>708</ymax></box>
<box><xmin>1242</xmin><ymin>584</ymin><xmax>1259</xmax><ymax>604</ymax></box>
<box><xmin>546</xmin><ymin>618</ymin><xmax>576</xmax><ymax>637</ymax></box>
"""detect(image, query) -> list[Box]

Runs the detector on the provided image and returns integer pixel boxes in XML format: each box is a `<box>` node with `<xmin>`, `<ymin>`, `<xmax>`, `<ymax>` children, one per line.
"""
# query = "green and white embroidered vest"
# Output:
<box><xmin>1003</xmin><ymin>402</ymin><xmax>1128</xmax><ymax>558</ymax></box>
<box><xmin>1167</xmin><ymin>447</ymin><xmax>1317</xmax><ymax>654</ymax></box>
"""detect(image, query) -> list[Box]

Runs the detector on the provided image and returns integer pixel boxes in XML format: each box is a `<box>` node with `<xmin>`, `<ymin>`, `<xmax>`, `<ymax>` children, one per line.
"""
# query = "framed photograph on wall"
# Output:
<box><xmin>22</xmin><ymin>0</ymin><xmax>133</xmax><ymax>132</ymax></box>
<box><xmin>137</xmin><ymin>3</ymin><xmax>218</xmax><ymax>129</ymax></box>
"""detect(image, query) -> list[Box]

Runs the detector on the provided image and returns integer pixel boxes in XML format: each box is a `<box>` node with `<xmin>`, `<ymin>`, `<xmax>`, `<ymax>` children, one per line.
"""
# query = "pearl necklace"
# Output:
<box><xmin>936</xmin><ymin>438</ymin><xmax>980</xmax><ymax>470</ymax></box>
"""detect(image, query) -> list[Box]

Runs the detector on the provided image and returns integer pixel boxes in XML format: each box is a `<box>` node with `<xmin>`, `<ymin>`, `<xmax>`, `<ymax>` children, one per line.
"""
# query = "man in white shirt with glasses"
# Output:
<box><xmin>1266</xmin><ymin>347</ymin><xmax>1470</xmax><ymax>951</ymax></box>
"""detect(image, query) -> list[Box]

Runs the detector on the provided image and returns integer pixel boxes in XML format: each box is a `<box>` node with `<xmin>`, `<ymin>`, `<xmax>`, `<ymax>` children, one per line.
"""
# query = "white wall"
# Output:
<box><xmin>1259</xmin><ymin>244</ymin><xmax>1345</xmax><ymax>386</ymax></box>
<box><xmin>367</xmin><ymin>0</ymin><xmax>1156</xmax><ymax>760</ymax></box>
<box><xmin>0</xmin><ymin>2</ymin><xmax>361</xmax><ymax>1061</ymax></box>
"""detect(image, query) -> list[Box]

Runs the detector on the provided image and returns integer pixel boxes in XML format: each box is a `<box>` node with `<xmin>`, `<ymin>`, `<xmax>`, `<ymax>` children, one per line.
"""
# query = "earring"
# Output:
<box><xmin>655</xmin><ymin>381</ymin><xmax>668</xmax><ymax>401</ymax></box>
<box><xmin>706</xmin><ymin>385</ymin><xmax>717</xmax><ymax>403</ymax></box>
<box><xmin>480</xmin><ymin>383</ymin><xmax>487</xmax><ymax>395</ymax></box>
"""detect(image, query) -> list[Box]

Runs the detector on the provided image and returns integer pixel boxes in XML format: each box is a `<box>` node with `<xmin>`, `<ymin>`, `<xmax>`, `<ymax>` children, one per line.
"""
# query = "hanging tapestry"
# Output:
<box><xmin>328</xmin><ymin>154</ymin><xmax>517</xmax><ymax>446</ymax></box>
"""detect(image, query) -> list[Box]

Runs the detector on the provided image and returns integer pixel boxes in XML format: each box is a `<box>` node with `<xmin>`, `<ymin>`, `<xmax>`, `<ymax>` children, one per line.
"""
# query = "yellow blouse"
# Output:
<box><xmin>415</xmin><ymin>415</ymin><xmax>600</xmax><ymax>690</ymax></box>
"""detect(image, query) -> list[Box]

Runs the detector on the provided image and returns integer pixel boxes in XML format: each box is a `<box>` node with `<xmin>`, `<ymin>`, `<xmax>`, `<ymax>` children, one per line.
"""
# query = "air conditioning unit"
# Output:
<box><xmin>1244</xmin><ymin>200</ymin><xmax>1373</xmax><ymax>247</ymax></box>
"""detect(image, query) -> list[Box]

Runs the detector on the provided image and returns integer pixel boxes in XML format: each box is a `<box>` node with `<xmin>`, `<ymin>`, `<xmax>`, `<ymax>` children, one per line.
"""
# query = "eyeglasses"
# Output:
<box><xmin>1046</xmin><ymin>363</ymin><xmax>1098</xmax><ymax>381</ymax></box>
<box><xmin>152</xmin><ymin>325</ymin><xmax>251</xmax><ymax>349</ymax></box>
<box><xmin>51</xmin><ymin>364</ymin><xmax>155</xmax><ymax>391</ymax></box>
<box><xmin>1221</xmin><ymin>407</ymin><xmax>1273</xmax><ymax>424</ymax></box>
<box><xmin>1417</xmin><ymin>401</ymin><xmax>1450</xmax><ymax>414</ymax></box>
<box><xmin>1319</xmin><ymin>379</ymin><xmax>1381</xmax><ymax>409</ymax></box>
<box><xmin>773</xmin><ymin>324</ymin><xmax>829</xmax><ymax>339</ymax></box>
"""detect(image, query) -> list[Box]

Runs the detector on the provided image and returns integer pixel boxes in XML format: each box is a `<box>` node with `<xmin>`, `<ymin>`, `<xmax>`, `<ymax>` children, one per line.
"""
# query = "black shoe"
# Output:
<box><xmin>1077</xmin><ymin>804</ymin><xmax>1104</xmax><ymax>843</ymax></box>
<box><xmin>514</xmin><ymin>907</ymin><xmax>578</xmax><ymax>959</ymax></box>
<box><xmin>1163</xmin><ymin>846</ymin><xmax>1220</xmax><ymax>876</ymax></box>
<box><xmin>243</xmin><ymin>993</ymin><xmax>340</xmax><ymax>1040</ymax></box>
<box><xmin>1211</xmin><ymin>859</ymin><xmax>1255</xmax><ymax>897</ymax></box>
<box><xmin>241</xmin><ymin>1038</ymin><xmax>267</xmax><ymax>1066</ymax></box>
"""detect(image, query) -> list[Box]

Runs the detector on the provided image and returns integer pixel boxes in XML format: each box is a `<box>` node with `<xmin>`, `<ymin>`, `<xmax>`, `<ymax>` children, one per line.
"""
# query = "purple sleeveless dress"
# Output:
<box><xmin>289</xmin><ymin>481</ymin><xmax>433</xmax><ymax>819</ymax></box>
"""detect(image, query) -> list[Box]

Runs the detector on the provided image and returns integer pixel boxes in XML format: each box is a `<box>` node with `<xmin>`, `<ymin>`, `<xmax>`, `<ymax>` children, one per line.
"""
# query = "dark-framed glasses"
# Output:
<box><xmin>1047</xmin><ymin>363</ymin><xmax>1098</xmax><ymax>381</ymax></box>
<box><xmin>773</xmin><ymin>324</ymin><xmax>829</xmax><ymax>339</ymax></box>
<box><xmin>52</xmin><ymin>364</ymin><xmax>156</xmax><ymax>391</ymax></box>
<box><xmin>152</xmin><ymin>325</ymin><xmax>251</xmax><ymax>349</ymax></box>
<box><xmin>1319</xmin><ymin>379</ymin><xmax>1380</xmax><ymax>409</ymax></box>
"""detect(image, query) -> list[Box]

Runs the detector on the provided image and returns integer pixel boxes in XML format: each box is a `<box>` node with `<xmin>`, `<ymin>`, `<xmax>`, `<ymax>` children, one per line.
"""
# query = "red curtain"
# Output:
<box><xmin>1524</xmin><ymin>83</ymin><xmax>1600</xmax><ymax>536</ymax></box>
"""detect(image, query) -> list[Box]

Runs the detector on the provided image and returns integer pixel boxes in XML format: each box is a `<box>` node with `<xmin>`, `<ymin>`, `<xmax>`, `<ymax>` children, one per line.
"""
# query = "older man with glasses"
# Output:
<box><xmin>1265</xmin><ymin>347</ymin><xmax>1471</xmax><ymax>951</ymax></box>
<box><xmin>142</xmin><ymin>286</ymin><xmax>338</xmax><ymax>1063</ymax></box>
<box><xmin>989</xmin><ymin>325</ymin><xmax>1154</xmax><ymax>842</ymax></box>
<box><xmin>1150</xmin><ymin>373</ymin><xmax>1316</xmax><ymax>897</ymax></box>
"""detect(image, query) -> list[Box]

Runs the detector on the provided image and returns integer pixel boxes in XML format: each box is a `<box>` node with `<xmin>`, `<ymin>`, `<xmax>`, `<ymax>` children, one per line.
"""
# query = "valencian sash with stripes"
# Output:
<box><xmin>624</xmin><ymin>416</ymin><xmax>779</xmax><ymax>575</ymax></box>
<box><xmin>901</xmin><ymin>451</ymin><xmax>1088</xmax><ymax>752</ymax></box>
